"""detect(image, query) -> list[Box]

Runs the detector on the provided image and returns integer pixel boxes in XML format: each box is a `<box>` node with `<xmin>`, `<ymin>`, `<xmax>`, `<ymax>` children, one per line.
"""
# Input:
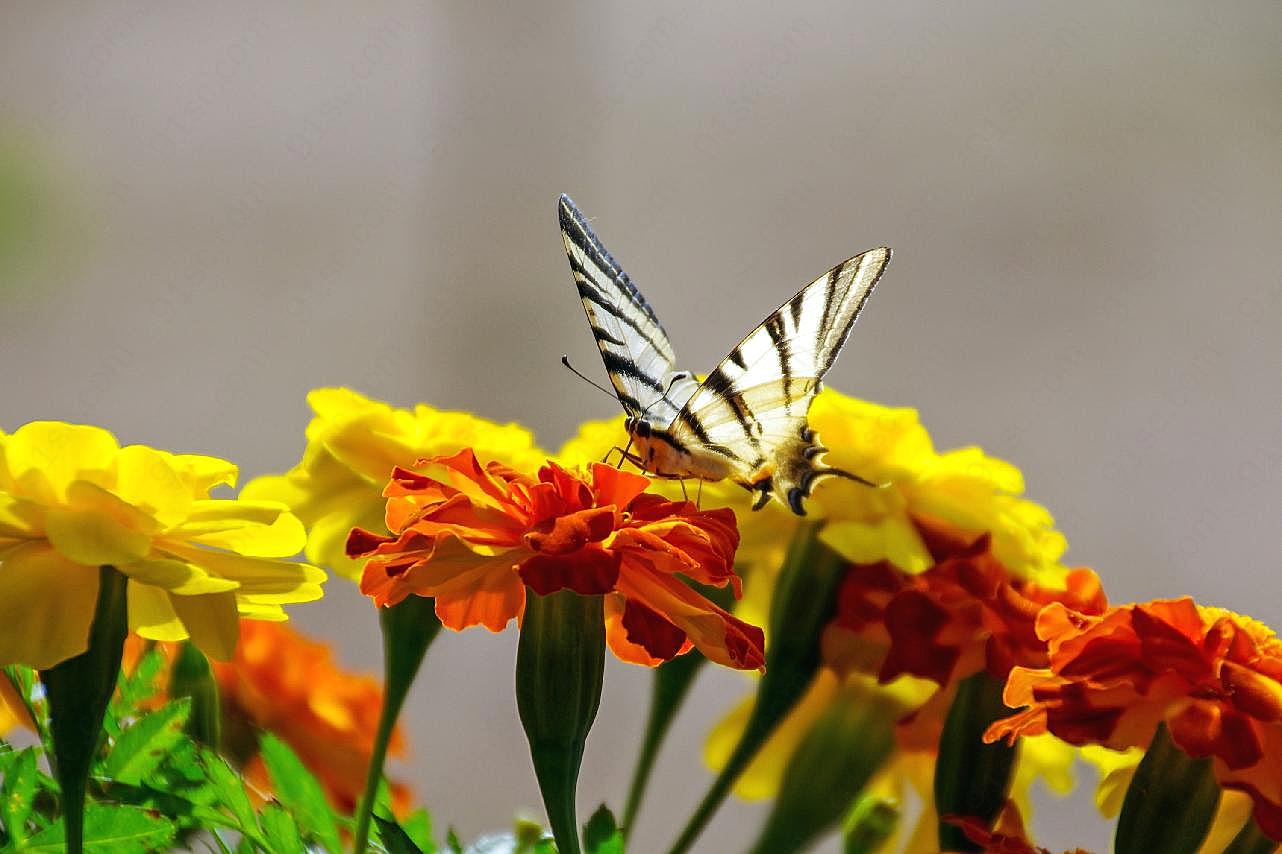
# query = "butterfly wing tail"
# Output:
<box><xmin>751</xmin><ymin>426</ymin><xmax>881</xmax><ymax>515</ymax></box>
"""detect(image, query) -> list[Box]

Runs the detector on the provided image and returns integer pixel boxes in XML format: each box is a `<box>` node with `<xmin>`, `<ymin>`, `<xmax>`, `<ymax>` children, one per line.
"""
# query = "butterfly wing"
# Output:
<box><xmin>559</xmin><ymin>194</ymin><xmax>699</xmax><ymax>423</ymax></box>
<box><xmin>667</xmin><ymin>246</ymin><xmax>892</xmax><ymax>513</ymax></box>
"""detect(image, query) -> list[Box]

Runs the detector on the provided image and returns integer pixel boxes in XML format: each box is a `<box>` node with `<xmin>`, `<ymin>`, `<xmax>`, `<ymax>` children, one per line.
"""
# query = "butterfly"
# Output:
<box><xmin>558</xmin><ymin>194</ymin><xmax>891</xmax><ymax>515</ymax></box>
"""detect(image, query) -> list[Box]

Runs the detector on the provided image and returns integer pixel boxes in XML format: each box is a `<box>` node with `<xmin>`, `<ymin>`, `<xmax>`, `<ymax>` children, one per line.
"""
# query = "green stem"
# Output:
<box><xmin>622</xmin><ymin>582</ymin><xmax>734</xmax><ymax>838</ymax></box>
<box><xmin>934</xmin><ymin>672</ymin><xmax>1019</xmax><ymax>852</ymax></box>
<box><xmin>1115</xmin><ymin>722</ymin><xmax>1220</xmax><ymax>854</ymax></box>
<box><xmin>516</xmin><ymin>589</ymin><xmax>607</xmax><ymax>854</ymax></box>
<box><xmin>39</xmin><ymin>565</ymin><xmax>130</xmax><ymax>854</ymax></box>
<box><xmin>352</xmin><ymin>596</ymin><xmax>442</xmax><ymax>854</ymax></box>
<box><xmin>667</xmin><ymin>524</ymin><xmax>845</xmax><ymax>854</ymax></box>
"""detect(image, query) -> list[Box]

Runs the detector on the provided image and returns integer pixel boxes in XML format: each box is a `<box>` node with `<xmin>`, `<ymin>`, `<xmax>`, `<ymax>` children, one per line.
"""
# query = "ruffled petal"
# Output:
<box><xmin>0</xmin><ymin>543</ymin><xmax>98</xmax><ymax>668</ymax></box>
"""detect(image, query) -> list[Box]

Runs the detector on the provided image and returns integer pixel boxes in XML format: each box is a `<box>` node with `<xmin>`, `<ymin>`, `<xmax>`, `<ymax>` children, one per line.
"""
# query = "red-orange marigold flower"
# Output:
<box><xmin>347</xmin><ymin>449</ymin><xmax>764</xmax><ymax>671</ymax></box>
<box><xmin>986</xmin><ymin>597</ymin><xmax>1282</xmax><ymax>841</ymax></box>
<box><xmin>211</xmin><ymin>620</ymin><xmax>411</xmax><ymax>815</ymax></box>
<box><xmin>822</xmin><ymin>518</ymin><xmax>1107</xmax><ymax>689</ymax></box>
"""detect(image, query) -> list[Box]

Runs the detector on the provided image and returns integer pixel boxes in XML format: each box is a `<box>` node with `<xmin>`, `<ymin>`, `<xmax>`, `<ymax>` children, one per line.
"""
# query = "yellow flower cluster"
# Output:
<box><xmin>242</xmin><ymin>388</ymin><xmax>547</xmax><ymax>580</ymax></box>
<box><xmin>559</xmin><ymin>389</ymin><xmax>1069</xmax><ymax>631</ymax></box>
<box><xmin>0</xmin><ymin>422</ymin><xmax>324</xmax><ymax>668</ymax></box>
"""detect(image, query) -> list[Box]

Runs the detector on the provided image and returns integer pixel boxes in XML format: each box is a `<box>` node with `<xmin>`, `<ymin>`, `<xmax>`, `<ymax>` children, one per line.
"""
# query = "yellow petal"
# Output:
<box><xmin>44</xmin><ymin>483</ymin><xmax>154</xmax><ymax>567</ymax></box>
<box><xmin>163</xmin><ymin>452</ymin><xmax>238</xmax><ymax>492</ymax></box>
<box><xmin>306</xmin><ymin>503</ymin><xmax>386</xmax><ymax>581</ymax></box>
<box><xmin>128</xmin><ymin>583</ymin><xmax>189</xmax><ymax>641</ymax></box>
<box><xmin>119</xmin><ymin>557</ymin><xmax>239</xmax><ymax>596</ymax></box>
<box><xmin>0</xmin><ymin>543</ymin><xmax>98</xmax><ymax>668</ymax></box>
<box><xmin>4</xmin><ymin>422</ymin><xmax>120</xmax><ymax>504</ymax></box>
<box><xmin>820</xmin><ymin>517</ymin><xmax>932</xmax><ymax>573</ymax></box>
<box><xmin>114</xmin><ymin>444</ymin><xmax>193</xmax><ymax>528</ymax></box>
<box><xmin>174</xmin><ymin>500</ymin><xmax>307</xmax><ymax>558</ymax></box>
<box><xmin>159</xmin><ymin>542</ymin><xmax>326</xmax><ymax>603</ymax></box>
<box><xmin>170</xmin><ymin>590</ymin><xmax>240</xmax><ymax>661</ymax></box>
<box><xmin>0</xmin><ymin>494</ymin><xmax>43</xmax><ymax>539</ymax></box>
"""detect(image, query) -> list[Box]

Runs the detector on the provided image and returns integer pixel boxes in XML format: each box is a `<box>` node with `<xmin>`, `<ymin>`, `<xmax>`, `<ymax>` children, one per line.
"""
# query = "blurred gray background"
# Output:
<box><xmin>2</xmin><ymin>3</ymin><xmax>1279</xmax><ymax>851</ymax></box>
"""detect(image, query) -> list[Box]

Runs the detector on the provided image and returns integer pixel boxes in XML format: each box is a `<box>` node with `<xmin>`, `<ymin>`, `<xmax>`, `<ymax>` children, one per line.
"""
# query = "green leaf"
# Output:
<box><xmin>200</xmin><ymin>749</ymin><xmax>259</xmax><ymax>833</ymax></box>
<box><xmin>24</xmin><ymin>804</ymin><xmax>176</xmax><ymax>853</ymax></box>
<box><xmin>259</xmin><ymin>803</ymin><xmax>305</xmax><ymax>854</ymax></box>
<box><xmin>373</xmin><ymin>813</ymin><xmax>426</xmax><ymax>854</ymax></box>
<box><xmin>0</xmin><ymin>747</ymin><xmax>38</xmax><ymax>844</ymax></box>
<box><xmin>108</xmin><ymin>646</ymin><xmax>166</xmax><ymax>735</ymax></box>
<box><xmin>446</xmin><ymin>827</ymin><xmax>464</xmax><ymax>854</ymax></box>
<box><xmin>259</xmin><ymin>733</ymin><xmax>341</xmax><ymax>853</ymax></box>
<box><xmin>168</xmin><ymin>641</ymin><xmax>221</xmax><ymax>748</ymax></box>
<box><xmin>400</xmin><ymin>809</ymin><xmax>436</xmax><ymax>854</ymax></box>
<box><xmin>583</xmin><ymin>805</ymin><xmax>623</xmax><ymax>854</ymax></box>
<box><xmin>102</xmin><ymin>699</ymin><xmax>191</xmax><ymax>785</ymax></box>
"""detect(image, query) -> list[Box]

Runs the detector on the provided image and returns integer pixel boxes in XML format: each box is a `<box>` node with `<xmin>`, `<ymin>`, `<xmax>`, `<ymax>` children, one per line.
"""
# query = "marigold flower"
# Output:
<box><xmin>558</xmin><ymin>389</ymin><xmax>1071</xmax><ymax>633</ymax></box>
<box><xmin>347</xmin><ymin>448</ymin><xmax>763</xmax><ymax>670</ymax></box>
<box><xmin>822</xmin><ymin>521</ymin><xmax>1107</xmax><ymax>690</ymax></box>
<box><xmin>243</xmin><ymin>388</ymin><xmax>546</xmax><ymax>580</ymax></box>
<box><xmin>944</xmin><ymin>800</ymin><xmax>1089</xmax><ymax>854</ymax></box>
<box><xmin>212</xmin><ymin>620</ymin><xmax>412</xmax><ymax>815</ymax></box>
<box><xmin>0</xmin><ymin>422</ymin><xmax>324</xmax><ymax>668</ymax></box>
<box><xmin>986</xmin><ymin>598</ymin><xmax>1282</xmax><ymax>841</ymax></box>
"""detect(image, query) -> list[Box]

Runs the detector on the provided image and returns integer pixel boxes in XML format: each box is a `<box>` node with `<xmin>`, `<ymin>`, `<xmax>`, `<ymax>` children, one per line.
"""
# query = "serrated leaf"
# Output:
<box><xmin>400</xmin><ymin>809</ymin><xmax>436</xmax><ymax>854</ymax></box>
<box><xmin>0</xmin><ymin>747</ymin><xmax>38</xmax><ymax>844</ymax></box>
<box><xmin>102</xmin><ymin>699</ymin><xmax>191</xmax><ymax>785</ymax></box>
<box><xmin>373</xmin><ymin>813</ymin><xmax>426</xmax><ymax>854</ymax></box>
<box><xmin>23</xmin><ymin>804</ymin><xmax>176</xmax><ymax>853</ymax></box>
<box><xmin>200</xmin><ymin>749</ymin><xmax>258</xmax><ymax>832</ymax></box>
<box><xmin>582</xmin><ymin>805</ymin><xmax>622</xmax><ymax>854</ymax></box>
<box><xmin>259</xmin><ymin>802</ymin><xmax>305</xmax><ymax>854</ymax></box>
<box><xmin>258</xmin><ymin>733</ymin><xmax>341</xmax><ymax>853</ymax></box>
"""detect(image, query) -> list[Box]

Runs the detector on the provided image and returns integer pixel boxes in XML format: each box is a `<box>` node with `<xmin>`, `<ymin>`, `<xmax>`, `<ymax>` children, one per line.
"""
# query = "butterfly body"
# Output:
<box><xmin>559</xmin><ymin>194</ymin><xmax>890</xmax><ymax>515</ymax></box>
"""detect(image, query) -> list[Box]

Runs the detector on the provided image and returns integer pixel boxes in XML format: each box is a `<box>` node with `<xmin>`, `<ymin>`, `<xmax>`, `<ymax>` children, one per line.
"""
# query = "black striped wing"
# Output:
<box><xmin>668</xmin><ymin>247</ymin><xmax>892</xmax><ymax>511</ymax></box>
<box><xmin>559</xmin><ymin>195</ymin><xmax>698</xmax><ymax>423</ymax></box>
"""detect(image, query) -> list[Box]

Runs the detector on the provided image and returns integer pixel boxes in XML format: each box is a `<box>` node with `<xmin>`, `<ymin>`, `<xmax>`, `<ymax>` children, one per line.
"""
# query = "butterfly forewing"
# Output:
<box><xmin>667</xmin><ymin>247</ymin><xmax>891</xmax><ymax>510</ymax></box>
<box><xmin>559</xmin><ymin>194</ymin><xmax>698</xmax><ymax>423</ymax></box>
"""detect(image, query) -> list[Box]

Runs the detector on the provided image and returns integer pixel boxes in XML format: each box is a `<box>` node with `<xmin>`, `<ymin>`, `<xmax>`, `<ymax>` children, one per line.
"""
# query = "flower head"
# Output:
<box><xmin>987</xmin><ymin>598</ymin><xmax>1282</xmax><ymax>841</ymax></box>
<box><xmin>558</xmin><ymin>390</ymin><xmax>1071</xmax><ymax>635</ymax></box>
<box><xmin>243</xmin><ymin>388</ymin><xmax>546</xmax><ymax>580</ymax></box>
<box><xmin>348</xmin><ymin>449</ymin><xmax>763</xmax><ymax>670</ymax></box>
<box><xmin>822</xmin><ymin>520</ymin><xmax>1106</xmax><ymax>689</ymax></box>
<box><xmin>212</xmin><ymin>620</ymin><xmax>412</xmax><ymax>815</ymax></box>
<box><xmin>0</xmin><ymin>422</ymin><xmax>324</xmax><ymax>668</ymax></box>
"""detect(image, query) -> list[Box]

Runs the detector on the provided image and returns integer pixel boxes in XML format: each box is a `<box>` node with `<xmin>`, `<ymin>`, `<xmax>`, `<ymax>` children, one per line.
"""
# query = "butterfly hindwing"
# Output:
<box><xmin>668</xmin><ymin>247</ymin><xmax>892</xmax><ymax>511</ymax></box>
<box><xmin>559</xmin><ymin>195</ymin><xmax>698</xmax><ymax>424</ymax></box>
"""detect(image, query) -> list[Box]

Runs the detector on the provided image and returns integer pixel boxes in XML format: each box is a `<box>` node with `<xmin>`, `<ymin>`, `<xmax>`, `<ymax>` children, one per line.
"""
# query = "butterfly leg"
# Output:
<box><xmin>679</xmin><ymin>479</ymin><xmax>689</xmax><ymax>501</ymax></box>
<box><xmin>696</xmin><ymin>479</ymin><xmax>703</xmax><ymax>509</ymax></box>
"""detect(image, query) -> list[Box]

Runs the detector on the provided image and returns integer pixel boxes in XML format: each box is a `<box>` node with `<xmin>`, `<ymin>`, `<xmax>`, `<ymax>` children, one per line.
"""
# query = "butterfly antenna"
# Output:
<box><xmin>561</xmin><ymin>355</ymin><xmax>618</xmax><ymax>401</ymax></box>
<box><xmin>640</xmin><ymin>371</ymin><xmax>692</xmax><ymax>419</ymax></box>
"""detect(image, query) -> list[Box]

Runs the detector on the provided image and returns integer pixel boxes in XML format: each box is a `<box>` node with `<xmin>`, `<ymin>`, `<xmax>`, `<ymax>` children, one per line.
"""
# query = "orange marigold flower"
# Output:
<box><xmin>986</xmin><ymin>598</ymin><xmax>1282</xmax><ymax>842</ymax></box>
<box><xmin>822</xmin><ymin>518</ymin><xmax>1107</xmax><ymax>689</ymax></box>
<box><xmin>347</xmin><ymin>449</ymin><xmax>763</xmax><ymax>671</ymax></box>
<box><xmin>212</xmin><ymin>620</ymin><xmax>410</xmax><ymax>815</ymax></box>
<box><xmin>122</xmin><ymin>622</ymin><xmax>411</xmax><ymax>816</ymax></box>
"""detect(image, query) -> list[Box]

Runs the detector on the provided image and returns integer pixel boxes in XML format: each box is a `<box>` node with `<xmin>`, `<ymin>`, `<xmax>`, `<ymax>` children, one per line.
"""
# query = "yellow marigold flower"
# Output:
<box><xmin>0</xmin><ymin>421</ymin><xmax>324</xmax><ymax>668</ymax></box>
<box><xmin>558</xmin><ymin>389</ymin><xmax>1069</xmax><ymax>630</ymax></box>
<box><xmin>242</xmin><ymin>387</ymin><xmax>547</xmax><ymax>580</ymax></box>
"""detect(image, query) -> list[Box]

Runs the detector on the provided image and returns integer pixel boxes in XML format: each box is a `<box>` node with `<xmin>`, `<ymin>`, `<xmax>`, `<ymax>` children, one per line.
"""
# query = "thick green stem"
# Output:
<box><xmin>40</xmin><ymin>565</ymin><xmax>130</xmax><ymax>854</ymax></box>
<box><xmin>1115</xmin><ymin>722</ymin><xmax>1220</xmax><ymax>854</ymax></box>
<box><xmin>516</xmin><ymin>588</ymin><xmax>606</xmax><ymax>854</ymax></box>
<box><xmin>667</xmin><ymin>524</ymin><xmax>845</xmax><ymax>854</ymax></box>
<box><xmin>934</xmin><ymin>672</ymin><xmax>1019</xmax><ymax>852</ymax></box>
<box><xmin>622</xmin><ymin>582</ymin><xmax>734</xmax><ymax>838</ymax></box>
<box><xmin>353</xmin><ymin>596</ymin><xmax>442</xmax><ymax>854</ymax></box>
